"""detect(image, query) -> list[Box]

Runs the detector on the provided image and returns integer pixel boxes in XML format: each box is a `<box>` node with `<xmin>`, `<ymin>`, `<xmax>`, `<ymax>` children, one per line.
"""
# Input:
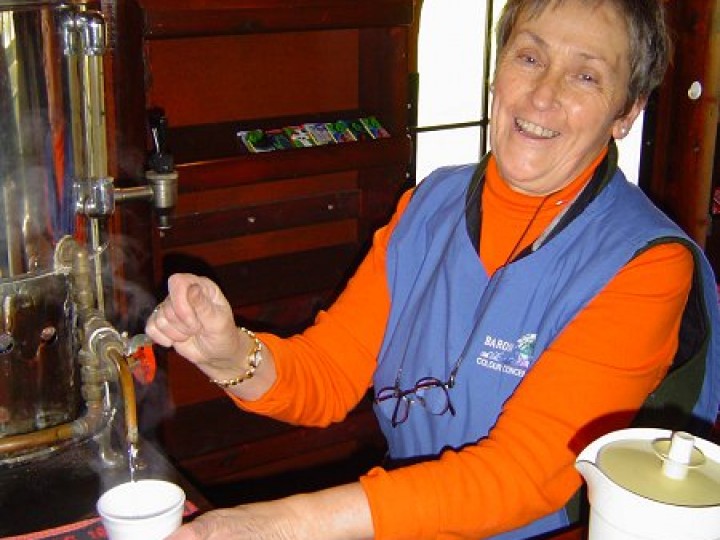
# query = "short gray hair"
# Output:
<box><xmin>495</xmin><ymin>0</ymin><xmax>672</xmax><ymax>113</ymax></box>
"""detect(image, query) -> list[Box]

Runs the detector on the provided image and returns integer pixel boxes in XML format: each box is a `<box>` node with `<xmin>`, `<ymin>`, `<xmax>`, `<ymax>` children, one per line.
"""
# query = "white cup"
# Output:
<box><xmin>97</xmin><ymin>479</ymin><xmax>186</xmax><ymax>540</ymax></box>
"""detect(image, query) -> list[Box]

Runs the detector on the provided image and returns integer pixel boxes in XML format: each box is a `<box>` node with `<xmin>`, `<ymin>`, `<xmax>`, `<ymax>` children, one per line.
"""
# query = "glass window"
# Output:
<box><xmin>413</xmin><ymin>0</ymin><xmax>496</xmax><ymax>183</ymax></box>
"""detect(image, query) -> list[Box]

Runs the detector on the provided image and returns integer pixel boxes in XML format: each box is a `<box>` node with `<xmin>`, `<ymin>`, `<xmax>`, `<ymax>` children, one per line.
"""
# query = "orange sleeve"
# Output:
<box><xmin>360</xmin><ymin>242</ymin><xmax>693</xmax><ymax>539</ymax></box>
<box><xmin>231</xmin><ymin>189</ymin><xmax>413</xmax><ymax>425</ymax></box>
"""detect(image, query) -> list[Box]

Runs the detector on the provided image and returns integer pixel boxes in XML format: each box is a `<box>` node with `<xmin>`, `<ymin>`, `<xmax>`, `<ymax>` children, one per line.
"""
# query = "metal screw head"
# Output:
<box><xmin>688</xmin><ymin>81</ymin><xmax>703</xmax><ymax>100</ymax></box>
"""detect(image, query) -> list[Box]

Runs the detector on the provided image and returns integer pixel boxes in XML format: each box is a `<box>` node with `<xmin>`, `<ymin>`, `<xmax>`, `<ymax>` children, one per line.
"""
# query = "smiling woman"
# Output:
<box><xmin>145</xmin><ymin>1</ymin><xmax>720</xmax><ymax>539</ymax></box>
<box><xmin>413</xmin><ymin>0</ymin><xmax>649</xmax><ymax>185</ymax></box>
<box><xmin>490</xmin><ymin>0</ymin><xmax>647</xmax><ymax>194</ymax></box>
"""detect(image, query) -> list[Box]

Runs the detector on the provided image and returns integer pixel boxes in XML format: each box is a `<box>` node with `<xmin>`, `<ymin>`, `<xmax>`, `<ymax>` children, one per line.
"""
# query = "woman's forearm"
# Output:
<box><xmin>285</xmin><ymin>482</ymin><xmax>375</xmax><ymax>540</ymax></box>
<box><xmin>168</xmin><ymin>482</ymin><xmax>375</xmax><ymax>540</ymax></box>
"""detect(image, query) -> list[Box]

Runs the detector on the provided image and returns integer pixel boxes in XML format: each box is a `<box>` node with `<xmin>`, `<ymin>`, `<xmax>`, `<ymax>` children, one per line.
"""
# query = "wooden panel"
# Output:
<box><xmin>166</xmin><ymin>350</ymin><xmax>226</xmax><ymax>405</ymax></box>
<box><xmin>138</xmin><ymin>0</ymin><xmax>413</xmax><ymax>38</ymax></box>
<box><xmin>705</xmin><ymin>126</ymin><xmax>720</xmax><ymax>274</ymax></box>
<box><xmin>165</xmin><ymin>190</ymin><xmax>360</xmax><ymax>247</ymax></box>
<box><xmin>162</xmin><ymin>220</ymin><xmax>357</xmax><ymax>265</ymax></box>
<box><xmin>145</xmin><ymin>31</ymin><xmax>359</xmax><ymax>127</ymax></box>
<box><xmin>173</xmin><ymin>172</ymin><xmax>358</xmax><ymax>214</ymax></box>
<box><xmin>359</xmin><ymin>27</ymin><xmax>409</xmax><ymax>135</ymax></box>
<box><xmin>160</xmin><ymin>396</ymin><xmax>386</xmax><ymax>485</ymax></box>
<box><xmin>545</xmin><ymin>529</ymin><xmax>584</xmax><ymax>540</ymax></box>
<box><xmin>214</xmin><ymin>244</ymin><xmax>360</xmax><ymax>307</ymax></box>
<box><xmin>358</xmin><ymin>165</ymin><xmax>411</xmax><ymax>235</ymax></box>
<box><xmin>232</xmin><ymin>291</ymin><xmax>342</xmax><ymax>331</ymax></box>
<box><xmin>644</xmin><ymin>0</ymin><xmax>720</xmax><ymax>245</ymax></box>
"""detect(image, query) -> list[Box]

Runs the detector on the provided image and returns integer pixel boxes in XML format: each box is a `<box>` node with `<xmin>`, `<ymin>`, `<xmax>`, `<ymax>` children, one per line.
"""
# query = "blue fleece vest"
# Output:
<box><xmin>372</xmin><ymin>157</ymin><xmax>720</xmax><ymax>539</ymax></box>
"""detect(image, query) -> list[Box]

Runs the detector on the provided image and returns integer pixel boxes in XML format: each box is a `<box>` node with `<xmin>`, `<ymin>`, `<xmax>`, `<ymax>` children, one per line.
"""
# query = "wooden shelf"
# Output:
<box><xmin>138</xmin><ymin>0</ymin><xmax>413</xmax><ymax>38</ymax></box>
<box><xmin>173</xmin><ymin>136</ymin><xmax>411</xmax><ymax>191</ymax></box>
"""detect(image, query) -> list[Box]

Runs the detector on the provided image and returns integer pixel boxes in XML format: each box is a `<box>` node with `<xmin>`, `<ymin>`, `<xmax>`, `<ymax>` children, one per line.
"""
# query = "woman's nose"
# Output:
<box><xmin>530</xmin><ymin>71</ymin><xmax>563</xmax><ymax>110</ymax></box>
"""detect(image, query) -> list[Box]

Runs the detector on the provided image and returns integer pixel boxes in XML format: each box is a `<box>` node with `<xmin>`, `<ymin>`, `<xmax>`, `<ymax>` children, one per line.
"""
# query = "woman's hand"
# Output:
<box><xmin>146</xmin><ymin>273</ymin><xmax>277</xmax><ymax>400</ymax></box>
<box><xmin>145</xmin><ymin>273</ymin><xmax>243</xmax><ymax>373</ymax></box>
<box><xmin>168</xmin><ymin>484</ymin><xmax>374</xmax><ymax>540</ymax></box>
<box><xmin>167</xmin><ymin>499</ymin><xmax>307</xmax><ymax>540</ymax></box>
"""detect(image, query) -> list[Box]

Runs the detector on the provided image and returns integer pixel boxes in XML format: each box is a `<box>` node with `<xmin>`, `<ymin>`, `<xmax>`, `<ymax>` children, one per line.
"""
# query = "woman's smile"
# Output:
<box><xmin>514</xmin><ymin>117</ymin><xmax>560</xmax><ymax>139</ymax></box>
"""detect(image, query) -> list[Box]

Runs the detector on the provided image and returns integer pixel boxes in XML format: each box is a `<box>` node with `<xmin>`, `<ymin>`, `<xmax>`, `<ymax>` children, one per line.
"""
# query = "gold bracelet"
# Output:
<box><xmin>209</xmin><ymin>327</ymin><xmax>263</xmax><ymax>388</ymax></box>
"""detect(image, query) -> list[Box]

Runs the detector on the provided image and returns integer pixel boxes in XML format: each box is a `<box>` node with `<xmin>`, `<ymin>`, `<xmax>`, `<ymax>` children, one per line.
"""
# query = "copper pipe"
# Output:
<box><xmin>0</xmin><ymin>423</ymin><xmax>75</xmax><ymax>454</ymax></box>
<box><xmin>0</xmin><ymin>402</ymin><xmax>105</xmax><ymax>455</ymax></box>
<box><xmin>106</xmin><ymin>346</ymin><xmax>138</xmax><ymax>446</ymax></box>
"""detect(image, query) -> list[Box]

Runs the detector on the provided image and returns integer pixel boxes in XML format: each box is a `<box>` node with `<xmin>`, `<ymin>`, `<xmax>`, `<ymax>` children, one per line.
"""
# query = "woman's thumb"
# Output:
<box><xmin>186</xmin><ymin>283</ymin><xmax>212</xmax><ymax>318</ymax></box>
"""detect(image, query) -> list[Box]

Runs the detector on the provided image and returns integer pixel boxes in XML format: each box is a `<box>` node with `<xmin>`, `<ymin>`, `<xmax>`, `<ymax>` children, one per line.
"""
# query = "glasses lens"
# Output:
<box><xmin>414</xmin><ymin>377</ymin><xmax>450</xmax><ymax>415</ymax></box>
<box><xmin>375</xmin><ymin>386</ymin><xmax>398</xmax><ymax>403</ymax></box>
<box><xmin>392</xmin><ymin>396</ymin><xmax>411</xmax><ymax>426</ymax></box>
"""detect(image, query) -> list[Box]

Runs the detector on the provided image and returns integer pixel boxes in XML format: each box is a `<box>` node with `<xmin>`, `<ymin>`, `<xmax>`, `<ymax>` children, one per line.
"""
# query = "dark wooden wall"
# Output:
<box><xmin>643</xmin><ymin>0</ymin><xmax>720</xmax><ymax>260</ymax></box>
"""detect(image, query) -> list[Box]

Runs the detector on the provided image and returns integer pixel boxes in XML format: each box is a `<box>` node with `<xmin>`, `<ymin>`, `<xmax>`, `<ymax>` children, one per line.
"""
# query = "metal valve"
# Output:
<box><xmin>112</xmin><ymin>109</ymin><xmax>178</xmax><ymax>229</ymax></box>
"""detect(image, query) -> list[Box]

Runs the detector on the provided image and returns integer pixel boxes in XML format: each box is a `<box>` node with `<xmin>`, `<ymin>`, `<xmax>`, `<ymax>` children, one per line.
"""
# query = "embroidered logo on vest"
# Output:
<box><xmin>477</xmin><ymin>333</ymin><xmax>537</xmax><ymax>377</ymax></box>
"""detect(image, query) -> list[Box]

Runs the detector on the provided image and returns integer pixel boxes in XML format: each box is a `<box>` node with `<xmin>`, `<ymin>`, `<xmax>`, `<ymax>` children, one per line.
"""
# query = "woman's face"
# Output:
<box><xmin>490</xmin><ymin>0</ymin><xmax>644</xmax><ymax>195</ymax></box>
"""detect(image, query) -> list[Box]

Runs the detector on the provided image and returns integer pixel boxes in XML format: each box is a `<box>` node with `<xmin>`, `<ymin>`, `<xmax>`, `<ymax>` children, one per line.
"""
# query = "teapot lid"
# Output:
<box><xmin>597</xmin><ymin>431</ymin><xmax>720</xmax><ymax>506</ymax></box>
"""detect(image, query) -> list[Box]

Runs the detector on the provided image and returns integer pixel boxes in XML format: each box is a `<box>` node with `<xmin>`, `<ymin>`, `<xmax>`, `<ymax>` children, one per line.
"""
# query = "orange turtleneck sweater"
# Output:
<box><xmin>234</xmin><ymin>152</ymin><xmax>693</xmax><ymax>539</ymax></box>
<box><xmin>481</xmin><ymin>149</ymin><xmax>607</xmax><ymax>273</ymax></box>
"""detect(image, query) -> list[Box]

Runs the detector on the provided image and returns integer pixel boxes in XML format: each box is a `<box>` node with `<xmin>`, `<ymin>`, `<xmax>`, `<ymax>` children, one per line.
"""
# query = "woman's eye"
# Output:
<box><xmin>579</xmin><ymin>73</ymin><xmax>599</xmax><ymax>84</ymax></box>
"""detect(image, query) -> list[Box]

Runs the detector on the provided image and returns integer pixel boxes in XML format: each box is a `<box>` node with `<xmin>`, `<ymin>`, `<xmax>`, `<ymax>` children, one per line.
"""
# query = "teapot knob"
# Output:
<box><xmin>662</xmin><ymin>431</ymin><xmax>698</xmax><ymax>480</ymax></box>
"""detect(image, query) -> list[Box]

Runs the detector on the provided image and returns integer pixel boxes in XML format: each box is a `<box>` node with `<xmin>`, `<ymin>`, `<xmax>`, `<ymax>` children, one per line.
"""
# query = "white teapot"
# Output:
<box><xmin>575</xmin><ymin>427</ymin><xmax>720</xmax><ymax>540</ymax></box>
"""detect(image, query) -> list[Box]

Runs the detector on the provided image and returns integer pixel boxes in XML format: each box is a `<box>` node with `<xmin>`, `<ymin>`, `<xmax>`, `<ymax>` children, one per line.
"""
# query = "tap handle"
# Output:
<box><xmin>148</xmin><ymin>108</ymin><xmax>174</xmax><ymax>173</ymax></box>
<box><xmin>125</xmin><ymin>333</ymin><xmax>157</xmax><ymax>385</ymax></box>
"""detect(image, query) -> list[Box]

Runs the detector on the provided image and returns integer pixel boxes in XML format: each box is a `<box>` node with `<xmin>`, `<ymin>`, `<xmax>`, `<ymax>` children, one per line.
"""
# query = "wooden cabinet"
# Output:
<box><xmin>112</xmin><ymin>0</ymin><xmax>412</xmax><ymax>405</ymax></box>
<box><xmin>108</xmin><ymin>0</ymin><xmax>410</xmax><ymax>486</ymax></box>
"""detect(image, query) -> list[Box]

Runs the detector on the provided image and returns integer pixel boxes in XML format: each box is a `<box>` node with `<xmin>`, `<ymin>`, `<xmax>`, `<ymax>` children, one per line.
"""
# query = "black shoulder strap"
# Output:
<box><xmin>632</xmin><ymin>239</ymin><xmax>712</xmax><ymax>434</ymax></box>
